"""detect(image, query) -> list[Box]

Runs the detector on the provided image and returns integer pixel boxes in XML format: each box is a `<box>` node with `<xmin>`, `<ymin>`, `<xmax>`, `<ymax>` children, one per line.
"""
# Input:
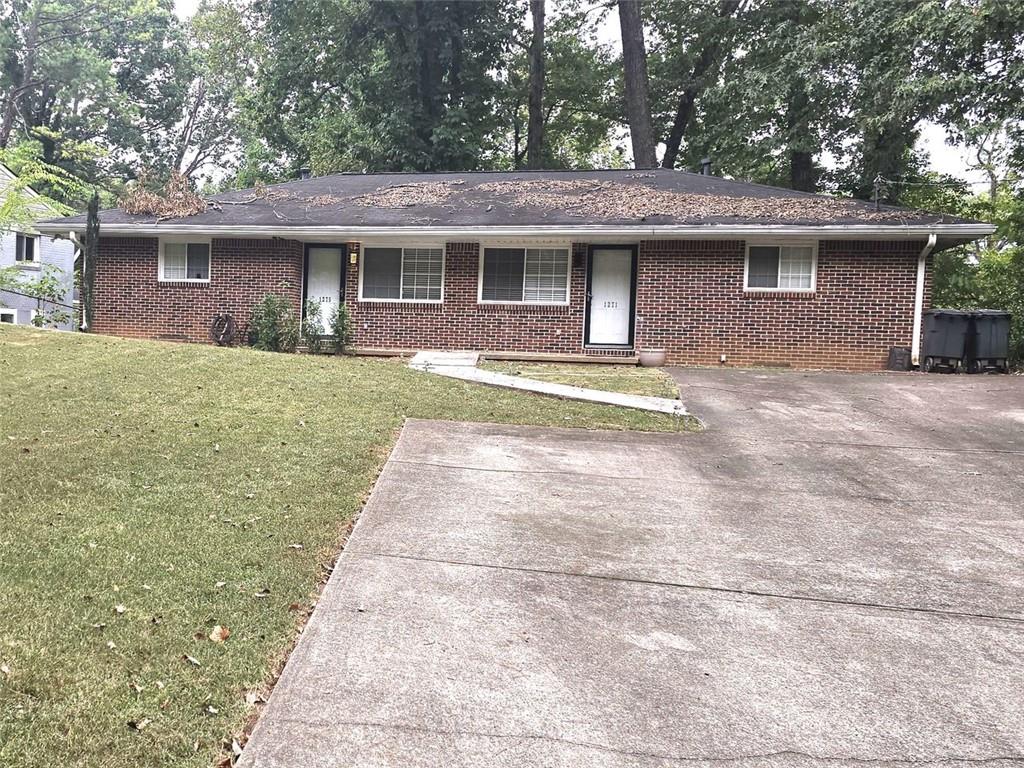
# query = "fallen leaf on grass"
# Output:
<box><xmin>244</xmin><ymin>691</ymin><xmax>259</xmax><ymax>707</ymax></box>
<box><xmin>209</xmin><ymin>625</ymin><xmax>231</xmax><ymax>643</ymax></box>
<box><xmin>232</xmin><ymin>738</ymin><xmax>244</xmax><ymax>756</ymax></box>
<box><xmin>215</xmin><ymin>581</ymin><xmax>227</xmax><ymax>589</ymax></box>
<box><xmin>1</xmin><ymin>663</ymin><xmax>11</xmax><ymax>677</ymax></box>
<box><xmin>127</xmin><ymin>718</ymin><xmax>151</xmax><ymax>731</ymax></box>
<box><xmin>205</xmin><ymin>704</ymin><xmax>219</xmax><ymax>715</ymax></box>
<box><xmin>254</xmin><ymin>587</ymin><xmax>271</xmax><ymax>599</ymax></box>
<box><xmin>287</xmin><ymin>543</ymin><xmax>303</xmax><ymax>550</ymax></box>
<box><xmin>130</xmin><ymin>682</ymin><xmax>144</xmax><ymax>694</ymax></box>
<box><xmin>114</xmin><ymin>604</ymin><xmax>127</xmax><ymax>614</ymax></box>
<box><xmin>106</xmin><ymin>640</ymin><xmax>117</xmax><ymax>650</ymax></box>
<box><xmin>182</xmin><ymin>654</ymin><xmax>201</xmax><ymax>667</ymax></box>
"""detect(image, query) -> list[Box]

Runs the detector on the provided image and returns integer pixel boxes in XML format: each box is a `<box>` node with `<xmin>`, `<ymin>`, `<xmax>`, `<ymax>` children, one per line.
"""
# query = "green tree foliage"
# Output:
<box><xmin>247</xmin><ymin>0</ymin><xmax>519</xmax><ymax>174</ymax></box>
<box><xmin>494</xmin><ymin>2</ymin><xmax>624</xmax><ymax>170</ymax></box>
<box><xmin>0</xmin><ymin>0</ymin><xmax>190</xmax><ymax>197</ymax></box>
<box><xmin>925</xmin><ymin>185</ymin><xmax>1024</xmax><ymax>365</ymax></box>
<box><xmin>645</xmin><ymin>0</ymin><xmax>1024</xmax><ymax>201</ymax></box>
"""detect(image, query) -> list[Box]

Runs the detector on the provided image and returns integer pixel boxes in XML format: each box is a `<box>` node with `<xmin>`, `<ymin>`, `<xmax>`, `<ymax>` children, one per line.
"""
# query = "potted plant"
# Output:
<box><xmin>638</xmin><ymin>348</ymin><xmax>666</xmax><ymax>367</ymax></box>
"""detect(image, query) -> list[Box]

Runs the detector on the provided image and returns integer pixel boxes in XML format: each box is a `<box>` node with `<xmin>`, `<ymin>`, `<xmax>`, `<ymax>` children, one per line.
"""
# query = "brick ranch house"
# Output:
<box><xmin>37</xmin><ymin>169</ymin><xmax>992</xmax><ymax>370</ymax></box>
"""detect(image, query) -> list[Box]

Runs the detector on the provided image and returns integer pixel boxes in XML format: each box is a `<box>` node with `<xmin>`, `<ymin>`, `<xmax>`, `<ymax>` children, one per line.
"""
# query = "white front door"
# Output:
<box><xmin>587</xmin><ymin>248</ymin><xmax>634</xmax><ymax>346</ymax></box>
<box><xmin>306</xmin><ymin>247</ymin><xmax>343</xmax><ymax>333</ymax></box>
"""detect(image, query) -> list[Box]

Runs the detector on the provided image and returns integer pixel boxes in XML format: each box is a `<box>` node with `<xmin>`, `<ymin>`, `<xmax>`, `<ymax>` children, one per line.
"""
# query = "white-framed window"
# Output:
<box><xmin>745</xmin><ymin>243</ymin><xmax>816</xmax><ymax>291</ymax></box>
<box><xmin>359</xmin><ymin>245</ymin><xmax>444</xmax><ymax>302</ymax></box>
<box><xmin>479</xmin><ymin>246</ymin><xmax>571</xmax><ymax>304</ymax></box>
<box><xmin>0</xmin><ymin>309</ymin><xmax>16</xmax><ymax>324</ymax></box>
<box><xmin>159</xmin><ymin>239</ymin><xmax>211</xmax><ymax>282</ymax></box>
<box><xmin>15</xmin><ymin>233</ymin><xmax>37</xmax><ymax>263</ymax></box>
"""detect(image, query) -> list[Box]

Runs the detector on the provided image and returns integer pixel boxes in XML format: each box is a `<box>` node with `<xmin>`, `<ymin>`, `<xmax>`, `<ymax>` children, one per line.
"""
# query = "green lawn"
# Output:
<box><xmin>0</xmin><ymin>327</ymin><xmax>691</xmax><ymax>768</ymax></box>
<box><xmin>480</xmin><ymin>360</ymin><xmax>680</xmax><ymax>399</ymax></box>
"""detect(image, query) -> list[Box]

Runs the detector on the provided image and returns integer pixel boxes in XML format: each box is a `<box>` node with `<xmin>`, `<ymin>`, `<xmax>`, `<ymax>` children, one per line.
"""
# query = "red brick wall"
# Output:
<box><xmin>92</xmin><ymin>236</ymin><xmax>929</xmax><ymax>370</ymax></box>
<box><xmin>346</xmin><ymin>242</ymin><xmax>588</xmax><ymax>353</ymax></box>
<box><xmin>634</xmin><ymin>239</ymin><xmax>929</xmax><ymax>370</ymax></box>
<box><xmin>92</xmin><ymin>237</ymin><xmax>302</xmax><ymax>342</ymax></box>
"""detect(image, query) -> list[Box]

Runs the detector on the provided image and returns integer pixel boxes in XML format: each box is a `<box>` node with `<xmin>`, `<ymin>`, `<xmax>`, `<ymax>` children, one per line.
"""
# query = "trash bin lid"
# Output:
<box><xmin>970</xmin><ymin>309</ymin><xmax>1012</xmax><ymax>317</ymax></box>
<box><xmin>925</xmin><ymin>308</ymin><xmax>973</xmax><ymax>316</ymax></box>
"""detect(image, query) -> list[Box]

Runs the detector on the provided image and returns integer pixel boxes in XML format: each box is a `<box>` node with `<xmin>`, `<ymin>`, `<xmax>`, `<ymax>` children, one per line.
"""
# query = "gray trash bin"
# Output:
<box><xmin>921</xmin><ymin>309</ymin><xmax>971</xmax><ymax>373</ymax></box>
<box><xmin>967</xmin><ymin>310</ymin><xmax>1012</xmax><ymax>373</ymax></box>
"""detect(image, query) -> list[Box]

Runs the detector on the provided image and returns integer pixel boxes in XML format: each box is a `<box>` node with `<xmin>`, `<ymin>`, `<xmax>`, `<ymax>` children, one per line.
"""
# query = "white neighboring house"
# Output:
<box><xmin>0</xmin><ymin>162</ymin><xmax>77</xmax><ymax>329</ymax></box>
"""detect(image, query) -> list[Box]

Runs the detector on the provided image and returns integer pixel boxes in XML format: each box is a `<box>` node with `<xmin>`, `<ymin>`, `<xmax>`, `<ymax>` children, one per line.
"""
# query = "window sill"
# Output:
<box><xmin>743</xmin><ymin>289</ymin><xmax>816</xmax><ymax>299</ymax></box>
<box><xmin>356</xmin><ymin>300</ymin><xmax>443</xmax><ymax>312</ymax></box>
<box><xmin>15</xmin><ymin>262</ymin><xmax>41</xmax><ymax>271</ymax></box>
<box><xmin>158</xmin><ymin>279</ymin><xmax>210</xmax><ymax>286</ymax></box>
<box><xmin>357</xmin><ymin>298</ymin><xmax>443</xmax><ymax>305</ymax></box>
<box><xmin>476</xmin><ymin>303</ymin><xmax>571</xmax><ymax>314</ymax></box>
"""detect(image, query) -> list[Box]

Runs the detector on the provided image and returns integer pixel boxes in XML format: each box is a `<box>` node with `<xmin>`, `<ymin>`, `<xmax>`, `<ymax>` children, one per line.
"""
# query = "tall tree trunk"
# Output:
<box><xmin>661</xmin><ymin>0</ymin><xmax>742</xmax><ymax>169</ymax></box>
<box><xmin>790</xmin><ymin>151</ymin><xmax>815</xmax><ymax>191</ymax></box>
<box><xmin>525</xmin><ymin>0</ymin><xmax>545</xmax><ymax>170</ymax></box>
<box><xmin>786</xmin><ymin>79</ymin><xmax>816</xmax><ymax>191</ymax></box>
<box><xmin>858</xmin><ymin>122</ymin><xmax>915</xmax><ymax>203</ymax></box>
<box><xmin>413</xmin><ymin>0</ymin><xmax>438</xmax><ymax>166</ymax></box>
<box><xmin>617</xmin><ymin>0</ymin><xmax>657</xmax><ymax>169</ymax></box>
<box><xmin>82</xmin><ymin>192</ymin><xmax>100</xmax><ymax>331</ymax></box>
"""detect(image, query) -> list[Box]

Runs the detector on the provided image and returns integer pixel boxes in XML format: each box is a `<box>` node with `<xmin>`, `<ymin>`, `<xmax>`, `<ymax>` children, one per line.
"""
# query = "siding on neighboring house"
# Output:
<box><xmin>90</xmin><ymin>235</ymin><xmax>930</xmax><ymax>370</ymax></box>
<box><xmin>0</xmin><ymin>229</ymin><xmax>77</xmax><ymax>330</ymax></box>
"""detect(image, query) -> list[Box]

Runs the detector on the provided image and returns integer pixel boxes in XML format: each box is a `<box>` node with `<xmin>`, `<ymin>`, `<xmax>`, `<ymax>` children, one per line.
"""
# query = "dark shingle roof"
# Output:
<box><xmin>45</xmin><ymin>168</ymin><xmax>982</xmax><ymax>229</ymax></box>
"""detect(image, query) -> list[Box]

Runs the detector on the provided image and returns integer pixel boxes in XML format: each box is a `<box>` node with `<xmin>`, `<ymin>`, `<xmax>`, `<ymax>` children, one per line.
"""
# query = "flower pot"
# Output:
<box><xmin>638</xmin><ymin>348</ymin><xmax>666</xmax><ymax>367</ymax></box>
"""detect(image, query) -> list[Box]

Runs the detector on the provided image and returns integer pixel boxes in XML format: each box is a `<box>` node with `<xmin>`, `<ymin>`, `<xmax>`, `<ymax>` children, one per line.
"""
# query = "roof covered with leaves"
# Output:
<box><xmin>50</xmin><ymin>168</ymin><xmax>979</xmax><ymax>229</ymax></box>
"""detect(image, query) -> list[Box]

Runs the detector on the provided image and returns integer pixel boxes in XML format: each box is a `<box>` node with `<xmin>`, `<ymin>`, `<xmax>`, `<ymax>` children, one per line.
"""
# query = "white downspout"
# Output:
<box><xmin>911</xmin><ymin>233</ymin><xmax>937</xmax><ymax>367</ymax></box>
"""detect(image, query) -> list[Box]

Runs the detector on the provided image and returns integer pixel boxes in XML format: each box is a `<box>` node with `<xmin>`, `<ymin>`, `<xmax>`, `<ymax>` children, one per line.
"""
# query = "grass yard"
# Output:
<box><xmin>479</xmin><ymin>360</ymin><xmax>680</xmax><ymax>399</ymax></box>
<box><xmin>0</xmin><ymin>327</ymin><xmax>690</xmax><ymax>768</ymax></box>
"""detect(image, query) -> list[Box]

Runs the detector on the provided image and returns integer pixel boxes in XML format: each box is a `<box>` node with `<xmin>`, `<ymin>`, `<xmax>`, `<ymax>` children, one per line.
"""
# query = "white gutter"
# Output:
<box><xmin>34</xmin><ymin>221</ymin><xmax>996</xmax><ymax>240</ymax></box>
<box><xmin>911</xmin><ymin>233</ymin><xmax>938</xmax><ymax>366</ymax></box>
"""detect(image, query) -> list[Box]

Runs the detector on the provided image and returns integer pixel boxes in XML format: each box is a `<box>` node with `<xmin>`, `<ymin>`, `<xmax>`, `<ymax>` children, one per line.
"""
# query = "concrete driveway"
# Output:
<box><xmin>239</xmin><ymin>370</ymin><xmax>1024</xmax><ymax>767</ymax></box>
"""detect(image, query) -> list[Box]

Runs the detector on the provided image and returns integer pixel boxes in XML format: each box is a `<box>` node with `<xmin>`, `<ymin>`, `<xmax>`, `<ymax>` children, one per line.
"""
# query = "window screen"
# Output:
<box><xmin>186</xmin><ymin>243</ymin><xmax>210</xmax><ymax>280</ymax></box>
<box><xmin>162</xmin><ymin>243</ymin><xmax>187</xmax><ymax>279</ymax></box>
<box><xmin>747</xmin><ymin>246</ymin><xmax>779</xmax><ymax>288</ymax></box>
<box><xmin>524</xmin><ymin>249</ymin><xmax>569</xmax><ymax>303</ymax></box>
<box><xmin>778</xmin><ymin>246</ymin><xmax>814</xmax><ymax>289</ymax></box>
<box><xmin>481</xmin><ymin>248</ymin><xmax>526</xmax><ymax>301</ymax></box>
<box><xmin>401</xmin><ymin>247</ymin><xmax>443</xmax><ymax>300</ymax></box>
<box><xmin>362</xmin><ymin>247</ymin><xmax>402</xmax><ymax>299</ymax></box>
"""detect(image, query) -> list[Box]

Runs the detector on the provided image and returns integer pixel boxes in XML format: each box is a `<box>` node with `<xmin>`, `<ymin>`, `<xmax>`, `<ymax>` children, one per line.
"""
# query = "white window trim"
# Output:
<box><xmin>15</xmin><ymin>232</ymin><xmax>39</xmax><ymax>265</ymax></box>
<box><xmin>357</xmin><ymin>244</ymin><xmax>445</xmax><ymax>303</ymax></box>
<box><xmin>477</xmin><ymin>242</ymin><xmax>572</xmax><ymax>306</ymax></box>
<box><xmin>158</xmin><ymin>237</ymin><xmax>212</xmax><ymax>283</ymax></box>
<box><xmin>0</xmin><ymin>308</ymin><xmax>17</xmax><ymax>324</ymax></box>
<box><xmin>744</xmin><ymin>241</ymin><xmax>818</xmax><ymax>293</ymax></box>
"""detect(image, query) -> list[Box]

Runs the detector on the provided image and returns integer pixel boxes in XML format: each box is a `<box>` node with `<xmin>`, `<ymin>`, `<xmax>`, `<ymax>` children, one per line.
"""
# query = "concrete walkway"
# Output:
<box><xmin>408</xmin><ymin>351</ymin><xmax>690</xmax><ymax>417</ymax></box>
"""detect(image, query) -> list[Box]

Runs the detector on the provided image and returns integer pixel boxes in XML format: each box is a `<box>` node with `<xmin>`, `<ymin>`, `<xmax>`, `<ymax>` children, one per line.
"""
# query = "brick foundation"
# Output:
<box><xmin>91</xmin><ymin>236</ymin><xmax>930</xmax><ymax>370</ymax></box>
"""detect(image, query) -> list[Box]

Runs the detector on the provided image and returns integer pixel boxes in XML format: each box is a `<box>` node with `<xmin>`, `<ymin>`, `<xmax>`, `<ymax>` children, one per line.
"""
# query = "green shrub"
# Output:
<box><xmin>248</xmin><ymin>293</ymin><xmax>299</xmax><ymax>352</ymax></box>
<box><xmin>303</xmin><ymin>300</ymin><xmax>327</xmax><ymax>354</ymax></box>
<box><xmin>329</xmin><ymin>303</ymin><xmax>354</xmax><ymax>354</ymax></box>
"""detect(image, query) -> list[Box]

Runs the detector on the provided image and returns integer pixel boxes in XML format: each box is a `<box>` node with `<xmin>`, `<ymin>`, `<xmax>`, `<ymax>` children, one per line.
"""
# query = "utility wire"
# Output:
<box><xmin>0</xmin><ymin>287</ymin><xmax>76</xmax><ymax>309</ymax></box>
